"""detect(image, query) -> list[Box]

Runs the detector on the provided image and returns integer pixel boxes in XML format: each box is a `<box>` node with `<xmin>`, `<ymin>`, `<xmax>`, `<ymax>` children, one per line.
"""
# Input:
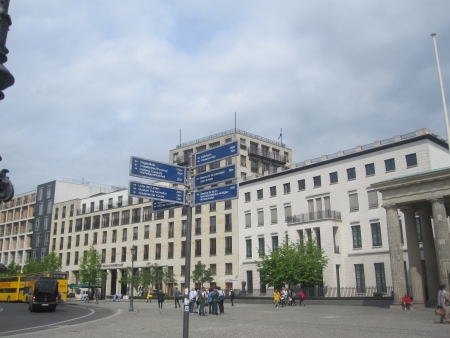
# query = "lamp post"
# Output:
<box><xmin>129</xmin><ymin>245</ymin><xmax>137</xmax><ymax>312</ymax></box>
<box><xmin>96</xmin><ymin>264</ymin><xmax>101</xmax><ymax>304</ymax></box>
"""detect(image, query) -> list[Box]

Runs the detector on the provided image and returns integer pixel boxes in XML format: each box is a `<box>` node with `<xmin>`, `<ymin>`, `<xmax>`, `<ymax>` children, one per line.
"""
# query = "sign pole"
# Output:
<box><xmin>183</xmin><ymin>159</ymin><xmax>194</xmax><ymax>338</ymax></box>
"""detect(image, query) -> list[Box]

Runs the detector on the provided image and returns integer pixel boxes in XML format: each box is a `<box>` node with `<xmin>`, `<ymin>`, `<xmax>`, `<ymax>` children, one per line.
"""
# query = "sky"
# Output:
<box><xmin>1</xmin><ymin>0</ymin><xmax>450</xmax><ymax>194</ymax></box>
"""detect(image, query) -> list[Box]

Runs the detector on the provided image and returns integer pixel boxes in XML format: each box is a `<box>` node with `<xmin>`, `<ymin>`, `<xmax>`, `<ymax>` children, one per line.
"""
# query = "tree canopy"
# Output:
<box><xmin>256</xmin><ymin>237</ymin><xmax>328</xmax><ymax>289</ymax></box>
<box><xmin>21</xmin><ymin>251</ymin><xmax>62</xmax><ymax>275</ymax></box>
<box><xmin>191</xmin><ymin>260</ymin><xmax>214</xmax><ymax>287</ymax></box>
<box><xmin>3</xmin><ymin>261</ymin><xmax>21</xmax><ymax>275</ymax></box>
<box><xmin>78</xmin><ymin>246</ymin><xmax>104</xmax><ymax>286</ymax></box>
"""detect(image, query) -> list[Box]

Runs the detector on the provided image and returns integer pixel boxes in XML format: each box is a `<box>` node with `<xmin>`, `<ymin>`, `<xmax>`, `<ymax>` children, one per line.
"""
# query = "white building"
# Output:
<box><xmin>238</xmin><ymin>128</ymin><xmax>450</xmax><ymax>297</ymax></box>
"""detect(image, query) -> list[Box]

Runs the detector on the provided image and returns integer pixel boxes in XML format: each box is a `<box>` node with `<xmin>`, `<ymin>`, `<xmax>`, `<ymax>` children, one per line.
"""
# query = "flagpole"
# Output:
<box><xmin>431</xmin><ymin>33</ymin><xmax>450</xmax><ymax>150</ymax></box>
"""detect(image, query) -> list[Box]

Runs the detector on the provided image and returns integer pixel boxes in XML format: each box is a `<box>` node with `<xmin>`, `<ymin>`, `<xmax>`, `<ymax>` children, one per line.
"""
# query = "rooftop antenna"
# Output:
<box><xmin>431</xmin><ymin>33</ymin><xmax>450</xmax><ymax>150</ymax></box>
<box><xmin>234</xmin><ymin>112</ymin><xmax>237</xmax><ymax>132</ymax></box>
<box><xmin>179</xmin><ymin>129</ymin><xmax>181</xmax><ymax>147</ymax></box>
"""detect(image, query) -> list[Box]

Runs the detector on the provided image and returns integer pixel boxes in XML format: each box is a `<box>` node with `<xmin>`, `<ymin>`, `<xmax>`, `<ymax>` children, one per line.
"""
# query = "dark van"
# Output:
<box><xmin>29</xmin><ymin>277</ymin><xmax>59</xmax><ymax>312</ymax></box>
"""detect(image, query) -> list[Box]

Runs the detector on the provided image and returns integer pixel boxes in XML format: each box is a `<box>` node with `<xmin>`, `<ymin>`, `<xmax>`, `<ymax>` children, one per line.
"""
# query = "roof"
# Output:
<box><xmin>374</xmin><ymin>166</ymin><xmax>450</xmax><ymax>185</ymax></box>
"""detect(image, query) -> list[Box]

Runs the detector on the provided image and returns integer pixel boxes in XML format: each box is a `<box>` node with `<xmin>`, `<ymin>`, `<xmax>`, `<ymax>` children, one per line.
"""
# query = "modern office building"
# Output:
<box><xmin>238</xmin><ymin>128</ymin><xmax>450</xmax><ymax>300</ymax></box>
<box><xmin>53</xmin><ymin>129</ymin><xmax>293</xmax><ymax>297</ymax></box>
<box><xmin>0</xmin><ymin>191</ymin><xmax>36</xmax><ymax>269</ymax></box>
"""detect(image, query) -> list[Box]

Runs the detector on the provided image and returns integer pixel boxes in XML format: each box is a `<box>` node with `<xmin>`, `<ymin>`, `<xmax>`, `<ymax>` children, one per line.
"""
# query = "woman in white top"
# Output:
<box><xmin>437</xmin><ymin>284</ymin><xmax>449</xmax><ymax>324</ymax></box>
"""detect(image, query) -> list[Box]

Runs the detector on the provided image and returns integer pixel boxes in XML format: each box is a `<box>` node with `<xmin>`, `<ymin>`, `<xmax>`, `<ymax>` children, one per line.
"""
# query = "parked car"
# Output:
<box><xmin>29</xmin><ymin>277</ymin><xmax>59</xmax><ymax>312</ymax></box>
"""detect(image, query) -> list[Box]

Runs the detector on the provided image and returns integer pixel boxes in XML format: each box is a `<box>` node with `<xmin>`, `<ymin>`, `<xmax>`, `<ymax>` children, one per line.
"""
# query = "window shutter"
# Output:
<box><xmin>245</xmin><ymin>213</ymin><xmax>251</xmax><ymax>227</ymax></box>
<box><xmin>284</xmin><ymin>205</ymin><xmax>292</xmax><ymax>221</ymax></box>
<box><xmin>349</xmin><ymin>194</ymin><xmax>359</xmax><ymax>211</ymax></box>
<box><xmin>368</xmin><ymin>191</ymin><xmax>378</xmax><ymax>208</ymax></box>
<box><xmin>270</xmin><ymin>209</ymin><xmax>278</xmax><ymax>224</ymax></box>
<box><xmin>257</xmin><ymin>211</ymin><xmax>264</xmax><ymax>226</ymax></box>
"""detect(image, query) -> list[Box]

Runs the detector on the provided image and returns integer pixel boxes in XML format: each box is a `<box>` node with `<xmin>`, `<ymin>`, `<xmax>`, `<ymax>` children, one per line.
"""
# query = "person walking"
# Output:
<box><xmin>189</xmin><ymin>288</ymin><xmax>196</xmax><ymax>313</ymax></box>
<box><xmin>290</xmin><ymin>289</ymin><xmax>296</xmax><ymax>306</ymax></box>
<box><xmin>174</xmin><ymin>287</ymin><xmax>181</xmax><ymax>308</ymax></box>
<box><xmin>157</xmin><ymin>289</ymin><xmax>164</xmax><ymax>309</ymax></box>
<box><xmin>274</xmin><ymin>289</ymin><xmax>281</xmax><ymax>309</ymax></box>
<box><xmin>230</xmin><ymin>289</ymin><xmax>234</xmax><ymax>306</ymax></box>
<box><xmin>146</xmin><ymin>289</ymin><xmax>152</xmax><ymax>303</ymax></box>
<box><xmin>218</xmin><ymin>286</ymin><xmax>225</xmax><ymax>314</ymax></box>
<box><xmin>298</xmin><ymin>289</ymin><xmax>305</xmax><ymax>306</ymax></box>
<box><xmin>438</xmin><ymin>284</ymin><xmax>449</xmax><ymax>324</ymax></box>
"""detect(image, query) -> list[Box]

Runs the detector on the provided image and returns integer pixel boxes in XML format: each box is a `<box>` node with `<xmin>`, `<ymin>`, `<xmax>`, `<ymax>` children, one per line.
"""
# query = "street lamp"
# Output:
<box><xmin>96</xmin><ymin>264</ymin><xmax>101</xmax><ymax>304</ymax></box>
<box><xmin>129</xmin><ymin>245</ymin><xmax>137</xmax><ymax>312</ymax></box>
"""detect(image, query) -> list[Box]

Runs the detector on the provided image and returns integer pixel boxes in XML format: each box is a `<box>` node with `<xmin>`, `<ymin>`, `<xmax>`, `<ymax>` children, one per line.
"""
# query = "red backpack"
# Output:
<box><xmin>298</xmin><ymin>290</ymin><xmax>305</xmax><ymax>299</ymax></box>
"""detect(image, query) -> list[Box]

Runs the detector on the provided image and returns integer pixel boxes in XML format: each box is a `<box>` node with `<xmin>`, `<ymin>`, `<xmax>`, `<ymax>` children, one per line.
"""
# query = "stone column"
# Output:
<box><xmin>384</xmin><ymin>205</ymin><xmax>407</xmax><ymax>304</ymax></box>
<box><xmin>430</xmin><ymin>198</ymin><xmax>450</xmax><ymax>286</ymax></box>
<box><xmin>417</xmin><ymin>211</ymin><xmax>440</xmax><ymax>304</ymax></box>
<box><xmin>401</xmin><ymin>207</ymin><xmax>424</xmax><ymax>304</ymax></box>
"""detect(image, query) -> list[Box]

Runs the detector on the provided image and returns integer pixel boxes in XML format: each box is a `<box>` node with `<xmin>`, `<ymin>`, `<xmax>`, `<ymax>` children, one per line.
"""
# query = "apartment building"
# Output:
<box><xmin>0</xmin><ymin>191</ymin><xmax>36</xmax><ymax>268</ymax></box>
<box><xmin>238</xmin><ymin>128</ymin><xmax>450</xmax><ymax>298</ymax></box>
<box><xmin>52</xmin><ymin>129</ymin><xmax>292</xmax><ymax>297</ymax></box>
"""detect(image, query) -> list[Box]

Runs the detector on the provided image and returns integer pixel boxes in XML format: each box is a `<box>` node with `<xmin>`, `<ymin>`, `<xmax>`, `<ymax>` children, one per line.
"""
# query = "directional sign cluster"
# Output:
<box><xmin>194</xmin><ymin>184</ymin><xmax>238</xmax><ymax>205</ymax></box>
<box><xmin>130</xmin><ymin>157</ymin><xmax>186</xmax><ymax>184</ymax></box>
<box><xmin>194</xmin><ymin>164</ymin><xmax>236</xmax><ymax>188</ymax></box>
<box><xmin>129</xmin><ymin>181</ymin><xmax>185</xmax><ymax>204</ymax></box>
<box><xmin>195</xmin><ymin>141</ymin><xmax>238</xmax><ymax>167</ymax></box>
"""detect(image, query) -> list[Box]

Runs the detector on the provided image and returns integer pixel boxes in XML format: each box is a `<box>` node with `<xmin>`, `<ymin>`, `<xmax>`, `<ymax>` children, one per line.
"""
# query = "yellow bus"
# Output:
<box><xmin>0</xmin><ymin>275</ymin><xmax>25</xmax><ymax>302</ymax></box>
<box><xmin>0</xmin><ymin>272</ymin><xmax>68</xmax><ymax>303</ymax></box>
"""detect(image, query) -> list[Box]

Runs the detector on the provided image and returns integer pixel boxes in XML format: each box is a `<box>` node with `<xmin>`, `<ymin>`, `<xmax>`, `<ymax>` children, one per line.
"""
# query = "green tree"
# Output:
<box><xmin>78</xmin><ymin>246</ymin><xmax>104</xmax><ymax>288</ymax></box>
<box><xmin>162</xmin><ymin>266</ymin><xmax>178</xmax><ymax>293</ymax></box>
<box><xmin>191</xmin><ymin>261</ymin><xmax>214</xmax><ymax>287</ymax></box>
<box><xmin>40</xmin><ymin>251</ymin><xmax>62</xmax><ymax>272</ymax></box>
<box><xmin>22</xmin><ymin>258</ymin><xmax>42</xmax><ymax>274</ymax></box>
<box><xmin>256</xmin><ymin>238</ymin><xmax>328</xmax><ymax>289</ymax></box>
<box><xmin>5</xmin><ymin>261</ymin><xmax>21</xmax><ymax>275</ymax></box>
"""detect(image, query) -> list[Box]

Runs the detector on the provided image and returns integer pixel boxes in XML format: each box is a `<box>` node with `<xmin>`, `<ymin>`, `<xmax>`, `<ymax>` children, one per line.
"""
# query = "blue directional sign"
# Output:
<box><xmin>152</xmin><ymin>200</ymin><xmax>183</xmax><ymax>212</ymax></box>
<box><xmin>130</xmin><ymin>156</ymin><xmax>186</xmax><ymax>184</ymax></box>
<box><xmin>129</xmin><ymin>181</ymin><xmax>185</xmax><ymax>204</ymax></box>
<box><xmin>194</xmin><ymin>141</ymin><xmax>239</xmax><ymax>167</ymax></box>
<box><xmin>194</xmin><ymin>184</ymin><xmax>238</xmax><ymax>205</ymax></box>
<box><xmin>194</xmin><ymin>164</ymin><xmax>236</xmax><ymax>188</ymax></box>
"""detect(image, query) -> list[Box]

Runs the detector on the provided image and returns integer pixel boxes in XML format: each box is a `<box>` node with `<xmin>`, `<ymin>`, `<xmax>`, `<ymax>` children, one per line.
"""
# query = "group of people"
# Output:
<box><xmin>273</xmin><ymin>288</ymin><xmax>305</xmax><ymax>308</ymax></box>
<box><xmin>437</xmin><ymin>284</ymin><xmax>449</xmax><ymax>324</ymax></box>
<box><xmin>172</xmin><ymin>286</ymin><xmax>234</xmax><ymax>316</ymax></box>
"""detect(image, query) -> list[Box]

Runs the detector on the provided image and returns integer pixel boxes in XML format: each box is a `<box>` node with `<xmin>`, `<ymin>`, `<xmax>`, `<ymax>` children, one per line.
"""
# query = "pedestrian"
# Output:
<box><xmin>208</xmin><ymin>289</ymin><xmax>213</xmax><ymax>314</ymax></box>
<box><xmin>198</xmin><ymin>287</ymin><xmax>207</xmax><ymax>316</ymax></box>
<box><xmin>230</xmin><ymin>289</ymin><xmax>234</xmax><ymax>306</ymax></box>
<box><xmin>401</xmin><ymin>292</ymin><xmax>413</xmax><ymax>310</ymax></box>
<box><xmin>291</xmin><ymin>289</ymin><xmax>296</xmax><ymax>306</ymax></box>
<box><xmin>174</xmin><ymin>287</ymin><xmax>181</xmax><ymax>308</ymax></box>
<box><xmin>438</xmin><ymin>284</ymin><xmax>449</xmax><ymax>324</ymax></box>
<box><xmin>189</xmin><ymin>288</ymin><xmax>196</xmax><ymax>313</ymax></box>
<box><xmin>157</xmin><ymin>289</ymin><xmax>164</xmax><ymax>309</ymax></box>
<box><xmin>274</xmin><ymin>289</ymin><xmax>281</xmax><ymax>308</ymax></box>
<box><xmin>280</xmin><ymin>288</ymin><xmax>286</xmax><ymax>307</ymax></box>
<box><xmin>146</xmin><ymin>289</ymin><xmax>152</xmax><ymax>303</ymax></box>
<box><xmin>298</xmin><ymin>289</ymin><xmax>305</xmax><ymax>306</ymax></box>
<box><xmin>211</xmin><ymin>287</ymin><xmax>219</xmax><ymax>315</ymax></box>
<box><xmin>218</xmin><ymin>286</ymin><xmax>225</xmax><ymax>314</ymax></box>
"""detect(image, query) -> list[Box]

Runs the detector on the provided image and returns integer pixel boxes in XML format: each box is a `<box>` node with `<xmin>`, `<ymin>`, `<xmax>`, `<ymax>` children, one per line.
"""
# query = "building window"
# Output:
<box><xmin>225</xmin><ymin>214</ymin><xmax>232</xmax><ymax>231</ymax></box>
<box><xmin>225</xmin><ymin>236</ymin><xmax>232</xmax><ymax>254</ymax></box>
<box><xmin>46</xmin><ymin>186</ymin><xmax>52</xmax><ymax>198</ymax></box>
<box><xmin>352</xmin><ymin>225</ymin><xmax>362</xmax><ymax>248</ymax></box>
<box><xmin>240</xmin><ymin>155</ymin><xmax>247</xmax><ymax>167</ymax></box>
<box><xmin>257</xmin><ymin>189</ymin><xmax>263</xmax><ymax>200</ymax></box>
<box><xmin>347</xmin><ymin>168</ymin><xmax>356</xmax><ymax>180</ymax></box>
<box><xmin>195</xmin><ymin>205</ymin><xmax>201</xmax><ymax>214</ymax></box>
<box><xmin>270</xmin><ymin>186</ymin><xmax>277</xmax><ymax>197</ymax></box>
<box><xmin>272</xmin><ymin>236</ymin><xmax>278</xmax><ymax>252</ymax></box>
<box><xmin>84</xmin><ymin>233</ymin><xmax>89</xmax><ymax>246</ymax></box>
<box><xmin>251</xmin><ymin>160</ymin><xmax>259</xmax><ymax>173</ymax></box>
<box><xmin>209</xmin><ymin>203</ymin><xmax>216</xmax><ymax>212</ymax></box>
<box><xmin>112</xmin><ymin>230</ymin><xmax>117</xmax><ymax>243</ymax></box>
<box><xmin>270</xmin><ymin>208</ymin><xmax>277</xmax><ymax>224</ymax></box>
<box><xmin>93</xmin><ymin>232</ymin><xmax>98</xmax><ymax>245</ymax></box>
<box><xmin>371</xmin><ymin>222</ymin><xmax>382</xmax><ymax>247</ymax></box>
<box><xmin>143</xmin><ymin>245</ymin><xmax>149</xmax><ymax>260</ymax></box>
<box><xmin>195</xmin><ymin>218</ymin><xmax>201</xmax><ymax>235</ymax></box>
<box><xmin>156</xmin><ymin>223</ymin><xmax>161</xmax><ymax>238</ymax></box>
<box><xmin>102</xmin><ymin>231</ymin><xmax>107</xmax><ymax>244</ymax></box>
<box><xmin>39</xmin><ymin>202</ymin><xmax>43</xmax><ymax>216</ymax></box>
<box><xmin>168</xmin><ymin>209</ymin><xmax>174</xmax><ymax>218</ymax></box>
<box><xmin>225</xmin><ymin>263</ymin><xmax>232</xmax><ymax>275</ymax></box>
<box><xmin>181</xmin><ymin>265</ymin><xmax>185</xmax><ymax>276</ymax></box>
<box><xmin>225</xmin><ymin>200</ymin><xmax>232</xmax><ymax>209</ymax></box>
<box><xmin>283</xmin><ymin>183</ymin><xmax>291</xmax><ymax>194</ymax></box>
<box><xmin>257</xmin><ymin>210</ymin><xmax>264</xmax><ymax>226</ymax></box>
<box><xmin>329</xmin><ymin>172</ymin><xmax>338</xmax><ymax>184</ymax></box>
<box><xmin>121</xmin><ymin>247</ymin><xmax>126</xmax><ymax>262</ymax></box>
<box><xmin>406</xmin><ymin>153</ymin><xmax>417</xmax><ymax>167</ymax></box>
<box><xmin>245</xmin><ymin>213</ymin><xmax>251</xmax><ymax>228</ymax></box>
<box><xmin>385</xmin><ymin>158</ymin><xmax>396</xmax><ymax>172</ymax></box>
<box><xmin>155</xmin><ymin>244</ymin><xmax>161</xmax><ymax>259</ymax></box>
<box><xmin>258</xmin><ymin>237</ymin><xmax>265</xmax><ymax>257</ymax></box>
<box><xmin>246</xmin><ymin>239</ymin><xmax>252</xmax><ymax>258</ymax></box>
<box><xmin>354</xmin><ymin>264</ymin><xmax>366</xmax><ymax>293</ymax></box>
<box><xmin>195</xmin><ymin>240</ymin><xmax>201</xmax><ymax>256</ymax></box>
<box><xmin>365</xmin><ymin>163</ymin><xmax>375</xmax><ymax>176</ymax></box>
<box><xmin>416</xmin><ymin>217</ymin><xmax>423</xmax><ymax>242</ymax></box>
<box><xmin>298</xmin><ymin>179</ymin><xmax>305</xmax><ymax>190</ymax></box>
<box><xmin>399</xmin><ymin>219</ymin><xmax>404</xmax><ymax>245</ymax></box>
<box><xmin>43</xmin><ymin>216</ymin><xmax>48</xmax><ymax>230</ymax></box>
<box><xmin>144</xmin><ymin>225</ymin><xmax>150</xmax><ymax>239</ymax></box>
<box><xmin>367</xmin><ymin>191</ymin><xmax>378</xmax><ymax>208</ymax></box>
<box><xmin>168</xmin><ymin>222</ymin><xmax>174</xmax><ymax>238</ymax></box>
<box><xmin>181</xmin><ymin>241</ymin><xmax>186</xmax><ymax>257</ymax></box>
<box><xmin>374</xmin><ymin>263</ymin><xmax>387</xmax><ymax>293</ymax></box>
<box><xmin>349</xmin><ymin>193</ymin><xmax>359</xmax><ymax>212</ymax></box>
<box><xmin>210</xmin><ymin>216</ymin><xmax>216</xmax><ymax>233</ymax></box>
<box><xmin>210</xmin><ymin>238</ymin><xmax>216</xmax><ymax>255</ymax></box>
<box><xmin>38</xmin><ymin>187</ymin><xmax>43</xmax><ymax>201</ymax></box>
<box><xmin>313</xmin><ymin>176</ymin><xmax>321</xmax><ymax>188</ymax></box>
<box><xmin>181</xmin><ymin>220</ymin><xmax>187</xmax><ymax>236</ymax></box>
<box><xmin>245</xmin><ymin>192</ymin><xmax>251</xmax><ymax>202</ymax></box>
<box><xmin>168</xmin><ymin>242</ymin><xmax>173</xmax><ymax>259</ymax></box>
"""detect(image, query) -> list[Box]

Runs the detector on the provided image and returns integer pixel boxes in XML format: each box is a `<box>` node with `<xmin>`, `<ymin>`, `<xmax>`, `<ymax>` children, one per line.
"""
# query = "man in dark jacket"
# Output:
<box><xmin>230</xmin><ymin>289</ymin><xmax>234</xmax><ymax>306</ymax></box>
<box><xmin>174</xmin><ymin>287</ymin><xmax>181</xmax><ymax>308</ymax></box>
<box><xmin>211</xmin><ymin>288</ymin><xmax>219</xmax><ymax>315</ymax></box>
<box><xmin>157</xmin><ymin>289</ymin><xmax>165</xmax><ymax>309</ymax></box>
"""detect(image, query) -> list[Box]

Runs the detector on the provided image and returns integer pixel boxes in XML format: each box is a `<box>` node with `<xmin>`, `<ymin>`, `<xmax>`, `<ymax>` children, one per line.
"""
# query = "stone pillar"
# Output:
<box><xmin>417</xmin><ymin>211</ymin><xmax>440</xmax><ymax>304</ymax></box>
<box><xmin>384</xmin><ymin>205</ymin><xmax>407</xmax><ymax>304</ymax></box>
<box><xmin>401</xmin><ymin>207</ymin><xmax>424</xmax><ymax>304</ymax></box>
<box><xmin>430</xmin><ymin>199</ymin><xmax>450</xmax><ymax>286</ymax></box>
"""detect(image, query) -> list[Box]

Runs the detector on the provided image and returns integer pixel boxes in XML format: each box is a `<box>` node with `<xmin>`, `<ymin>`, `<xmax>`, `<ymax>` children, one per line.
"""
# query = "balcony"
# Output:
<box><xmin>121</xmin><ymin>217</ymin><xmax>130</xmax><ymax>225</ymax></box>
<box><xmin>248</xmin><ymin>148</ymin><xmax>288</xmax><ymax>165</ymax></box>
<box><xmin>112</xmin><ymin>219</ymin><xmax>119</xmax><ymax>226</ymax></box>
<box><xmin>286</xmin><ymin>210</ymin><xmax>342</xmax><ymax>225</ymax></box>
<box><xmin>93</xmin><ymin>222</ymin><xmax>100</xmax><ymax>229</ymax></box>
<box><xmin>132</xmin><ymin>216</ymin><xmax>141</xmax><ymax>223</ymax></box>
<box><xmin>102</xmin><ymin>220</ymin><xmax>110</xmax><ymax>228</ymax></box>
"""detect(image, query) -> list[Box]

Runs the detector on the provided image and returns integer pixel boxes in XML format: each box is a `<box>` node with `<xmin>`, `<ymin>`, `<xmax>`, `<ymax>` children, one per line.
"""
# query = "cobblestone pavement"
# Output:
<box><xmin>14</xmin><ymin>299</ymin><xmax>450</xmax><ymax>338</ymax></box>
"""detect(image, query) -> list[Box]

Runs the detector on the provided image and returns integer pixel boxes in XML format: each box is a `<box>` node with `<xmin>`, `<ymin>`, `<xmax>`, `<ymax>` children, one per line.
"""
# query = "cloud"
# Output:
<box><xmin>1</xmin><ymin>0</ymin><xmax>449</xmax><ymax>193</ymax></box>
